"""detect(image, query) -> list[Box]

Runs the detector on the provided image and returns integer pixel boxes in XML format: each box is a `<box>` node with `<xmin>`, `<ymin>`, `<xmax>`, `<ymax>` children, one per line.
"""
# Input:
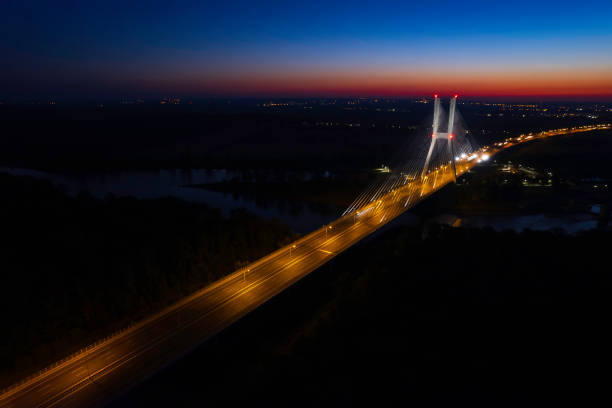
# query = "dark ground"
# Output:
<box><xmin>108</xmin><ymin>120</ymin><xmax>612</xmax><ymax>406</ymax></box>
<box><xmin>2</xmin><ymin>100</ymin><xmax>611</xmax><ymax>404</ymax></box>
<box><xmin>110</xmin><ymin>222</ymin><xmax>612</xmax><ymax>406</ymax></box>
<box><xmin>496</xmin><ymin>128</ymin><xmax>612</xmax><ymax>179</ymax></box>
<box><xmin>1</xmin><ymin>100</ymin><xmax>607</xmax><ymax>172</ymax></box>
<box><xmin>0</xmin><ymin>173</ymin><xmax>296</xmax><ymax>388</ymax></box>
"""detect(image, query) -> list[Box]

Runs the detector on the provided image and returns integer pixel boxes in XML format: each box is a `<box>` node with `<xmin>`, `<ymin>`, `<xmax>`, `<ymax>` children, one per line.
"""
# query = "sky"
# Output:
<box><xmin>1</xmin><ymin>0</ymin><xmax>612</xmax><ymax>100</ymax></box>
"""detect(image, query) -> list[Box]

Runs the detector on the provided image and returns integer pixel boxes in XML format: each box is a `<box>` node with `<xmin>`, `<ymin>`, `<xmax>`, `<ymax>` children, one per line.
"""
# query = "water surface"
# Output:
<box><xmin>0</xmin><ymin>167</ymin><xmax>339</xmax><ymax>233</ymax></box>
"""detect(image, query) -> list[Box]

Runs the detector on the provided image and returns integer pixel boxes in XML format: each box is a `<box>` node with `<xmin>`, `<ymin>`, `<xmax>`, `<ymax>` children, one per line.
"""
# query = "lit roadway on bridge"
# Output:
<box><xmin>0</xmin><ymin>123</ymin><xmax>609</xmax><ymax>407</ymax></box>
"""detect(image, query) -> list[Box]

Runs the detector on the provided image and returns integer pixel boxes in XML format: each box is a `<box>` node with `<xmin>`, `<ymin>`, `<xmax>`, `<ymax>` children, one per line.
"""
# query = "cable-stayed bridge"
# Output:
<box><xmin>1</xmin><ymin>97</ymin><xmax>610</xmax><ymax>408</ymax></box>
<box><xmin>344</xmin><ymin>94</ymin><xmax>475</xmax><ymax>217</ymax></box>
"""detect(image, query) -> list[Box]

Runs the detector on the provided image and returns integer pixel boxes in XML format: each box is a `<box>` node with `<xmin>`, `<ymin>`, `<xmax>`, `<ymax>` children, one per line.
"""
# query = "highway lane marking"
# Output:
<box><xmin>4</xmin><ymin>213</ymin><xmax>353</xmax><ymax>402</ymax></box>
<box><xmin>9</xmin><ymin>124</ymin><xmax>609</xmax><ymax>407</ymax></box>
<box><xmin>0</xmin><ymin>180</ymin><xmax>481</xmax><ymax>406</ymax></box>
<box><xmin>1</xmin><ymin>226</ymin><xmax>339</xmax><ymax>403</ymax></box>
<box><xmin>30</xmin><ymin>217</ymin><xmax>368</xmax><ymax>407</ymax></box>
<box><xmin>40</xmin><ymin>243</ymin><xmax>350</xmax><ymax>407</ymax></box>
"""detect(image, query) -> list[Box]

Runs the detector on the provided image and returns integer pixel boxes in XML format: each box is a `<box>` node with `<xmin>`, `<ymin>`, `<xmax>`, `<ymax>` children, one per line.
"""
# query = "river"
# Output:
<box><xmin>0</xmin><ymin>167</ymin><xmax>339</xmax><ymax>233</ymax></box>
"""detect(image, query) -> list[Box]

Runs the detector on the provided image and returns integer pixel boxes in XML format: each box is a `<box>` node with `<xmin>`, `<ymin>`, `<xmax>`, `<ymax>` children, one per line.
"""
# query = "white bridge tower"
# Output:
<box><xmin>422</xmin><ymin>94</ymin><xmax>458</xmax><ymax>182</ymax></box>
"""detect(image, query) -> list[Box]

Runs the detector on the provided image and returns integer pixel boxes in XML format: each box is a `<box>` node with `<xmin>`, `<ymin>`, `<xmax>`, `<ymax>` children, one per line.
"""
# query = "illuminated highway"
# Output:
<box><xmin>0</xmin><ymin>123</ymin><xmax>609</xmax><ymax>408</ymax></box>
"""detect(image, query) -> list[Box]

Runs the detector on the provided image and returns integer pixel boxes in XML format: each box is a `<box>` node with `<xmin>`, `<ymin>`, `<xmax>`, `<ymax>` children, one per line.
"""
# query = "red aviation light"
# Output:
<box><xmin>434</xmin><ymin>94</ymin><xmax>438</xmax><ymax>98</ymax></box>
<box><xmin>454</xmin><ymin>94</ymin><xmax>459</xmax><ymax>99</ymax></box>
<box><xmin>449</xmin><ymin>133</ymin><xmax>454</xmax><ymax>139</ymax></box>
<box><xmin>431</xmin><ymin>133</ymin><xmax>436</xmax><ymax>138</ymax></box>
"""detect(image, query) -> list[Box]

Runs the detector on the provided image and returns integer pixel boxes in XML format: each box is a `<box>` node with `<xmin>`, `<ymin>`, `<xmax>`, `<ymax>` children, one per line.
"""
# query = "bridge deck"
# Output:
<box><xmin>1</xmin><ymin>123</ymin><xmax>609</xmax><ymax>408</ymax></box>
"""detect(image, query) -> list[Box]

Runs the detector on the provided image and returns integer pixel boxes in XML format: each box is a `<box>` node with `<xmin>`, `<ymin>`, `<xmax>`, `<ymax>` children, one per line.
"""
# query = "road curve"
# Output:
<box><xmin>1</xmin><ymin>124</ymin><xmax>609</xmax><ymax>407</ymax></box>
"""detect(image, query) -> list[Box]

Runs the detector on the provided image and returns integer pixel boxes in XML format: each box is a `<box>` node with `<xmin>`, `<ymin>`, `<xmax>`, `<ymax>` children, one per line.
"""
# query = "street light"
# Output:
<box><xmin>290</xmin><ymin>244</ymin><xmax>296</xmax><ymax>257</ymax></box>
<box><xmin>325</xmin><ymin>225</ymin><xmax>332</xmax><ymax>240</ymax></box>
<box><xmin>243</xmin><ymin>268</ymin><xmax>249</xmax><ymax>281</ymax></box>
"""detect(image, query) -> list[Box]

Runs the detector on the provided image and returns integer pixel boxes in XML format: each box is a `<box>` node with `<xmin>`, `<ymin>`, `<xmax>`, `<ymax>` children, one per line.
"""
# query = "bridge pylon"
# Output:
<box><xmin>421</xmin><ymin>94</ymin><xmax>458</xmax><ymax>182</ymax></box>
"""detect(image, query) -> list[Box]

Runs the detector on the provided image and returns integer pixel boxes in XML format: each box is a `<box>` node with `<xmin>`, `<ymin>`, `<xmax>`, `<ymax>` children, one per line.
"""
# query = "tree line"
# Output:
<box><xmin>0</xmin><ymin>172</ymin><xmax>296</xmax><ymax>383</ymax></box>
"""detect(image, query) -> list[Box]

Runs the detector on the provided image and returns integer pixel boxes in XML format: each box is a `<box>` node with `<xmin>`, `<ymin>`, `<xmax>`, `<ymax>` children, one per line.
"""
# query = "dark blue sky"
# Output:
<box><xmin>2</xmin><ymin>0</ymin><xmax>611</xmax><ymax>99</ymax></box>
